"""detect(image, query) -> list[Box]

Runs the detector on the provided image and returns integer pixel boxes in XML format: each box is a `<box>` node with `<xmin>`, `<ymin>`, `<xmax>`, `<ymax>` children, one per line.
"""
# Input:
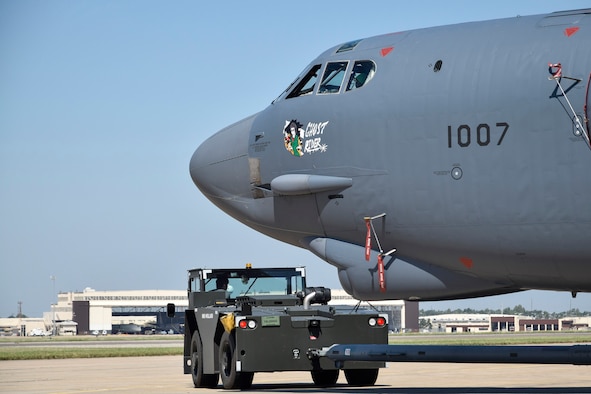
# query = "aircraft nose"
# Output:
<box><xmin>189</xmin><ymin>114</ymin><xmax>257</xmax><ymax>203</ymax></box>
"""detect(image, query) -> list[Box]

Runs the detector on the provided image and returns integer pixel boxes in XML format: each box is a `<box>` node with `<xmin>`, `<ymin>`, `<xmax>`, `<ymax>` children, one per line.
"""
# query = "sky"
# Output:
<box><xmin>1</xmin><ymin>1</ymin><xmax>591</xmax><ymax>318</ymax></box>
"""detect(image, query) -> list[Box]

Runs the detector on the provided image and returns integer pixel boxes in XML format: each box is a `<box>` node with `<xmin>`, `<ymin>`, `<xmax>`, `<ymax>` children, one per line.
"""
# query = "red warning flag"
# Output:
<box><xmin>365</xmin><ymin>218</ymin><xmax>372</xmax><ymax>261</ymax></box>
<box><xmin>378</xmin><ymin>254</ymin><xmax>386</xmax><ymax>292</ymax></box>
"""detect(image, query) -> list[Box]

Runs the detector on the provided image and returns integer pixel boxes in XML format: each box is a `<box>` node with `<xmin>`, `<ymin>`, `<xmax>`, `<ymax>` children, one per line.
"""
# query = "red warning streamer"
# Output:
<box><xmin>364</xmin><ymin>218</ymin><xmax>372</xmax><ymax>261</ymax></box>
<box><xmin>377</xmin><ymin>254</ymin><xmax>386</xmax><ymax>292</ymax></box>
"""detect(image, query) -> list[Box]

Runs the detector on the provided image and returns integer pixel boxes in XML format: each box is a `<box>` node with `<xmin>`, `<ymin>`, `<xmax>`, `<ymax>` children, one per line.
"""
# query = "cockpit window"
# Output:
<box><xmin>318</xmin><ymin>61</ymin><xmax>348</xmax><ymax>94</ymax></box>
<box><xmin>286</xmin><ymin>64</ymin><xmax>321</xmax><ymax>99</ymax></box>
<box><xmin>282</xmin><ymin>60</ymin><xmax>375</xmax><ymax>100</ymax></box>
<box><xmin>336</xmin><ymin>39</ymin><xmax>362</xmax><ymax>53</ymax></box>
<box><xmin>346</xmin><ymin>60</ymin><xmax>376</xmax><ymax>91</ymax></box>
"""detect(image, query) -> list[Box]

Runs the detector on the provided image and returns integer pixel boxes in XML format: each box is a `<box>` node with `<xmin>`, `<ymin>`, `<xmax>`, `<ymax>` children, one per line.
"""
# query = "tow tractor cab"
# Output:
<box><xmin>168</xmin><ymin>264</ymin><xmax>388</xmax><ymax>390</ymax></box>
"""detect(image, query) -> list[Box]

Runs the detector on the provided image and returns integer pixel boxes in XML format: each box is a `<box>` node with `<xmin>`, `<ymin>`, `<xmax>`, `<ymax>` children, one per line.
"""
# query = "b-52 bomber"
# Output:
<box><xmin>190</xmin><ymin>9</ymin><xmax>591</xmax><ymax>303</ymax></box>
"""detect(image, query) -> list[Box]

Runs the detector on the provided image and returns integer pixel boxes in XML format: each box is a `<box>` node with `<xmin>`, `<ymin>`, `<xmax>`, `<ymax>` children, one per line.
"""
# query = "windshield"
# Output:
<box><xmin>318</xmin><ymin>61</ymin><xmax>348</xmax><ymax>94</ymax></box>
<box><xmin>283</xmin><ymin>60</ymin><xmax>376</xmax><ymax>100</ymax></box>
<box><xmin>202</xmin><ymin>268</ymin><xmax>306</xmax><ymax>297</ymax></box>
<box><xmin>286</xmin><ymin>64</ymin><xmax>321</xmax><ymax>98</ymax></box>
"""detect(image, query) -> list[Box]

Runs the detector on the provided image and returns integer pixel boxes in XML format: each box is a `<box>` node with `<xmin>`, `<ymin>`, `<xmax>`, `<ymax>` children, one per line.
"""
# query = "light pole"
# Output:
<box><xmin>50</xmin><ymin>275</ymin><xmax>56</xmax><ymax>336</ymax></box>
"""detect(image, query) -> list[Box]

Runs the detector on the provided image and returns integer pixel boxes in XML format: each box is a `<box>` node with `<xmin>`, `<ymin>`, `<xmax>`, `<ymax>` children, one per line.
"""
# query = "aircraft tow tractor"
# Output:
<box><xmin>167</xmin><ymin>264</ymin><xmax>388</xmax><ymax>390</ymax></box>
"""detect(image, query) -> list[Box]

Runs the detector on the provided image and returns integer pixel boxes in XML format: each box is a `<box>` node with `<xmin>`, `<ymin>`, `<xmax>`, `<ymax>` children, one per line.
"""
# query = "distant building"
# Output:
<box><xmin>426</xmin><ymin>314</ymin><xmax>492</xmax><ymax>333</ymax></box>
<box><xmin>44</xmin><ymin>288</ymin><xmax>188</xmax><ymax>335</ymax></box>
<box><xmin>423</xmin><ymin>313</ymin><xmax>591</xmax><ymax>333</ymax></box>
<box><xmin>0</xmin><ymin>317</ymin><xmax>46</xmax><ymax>336</ymax></box>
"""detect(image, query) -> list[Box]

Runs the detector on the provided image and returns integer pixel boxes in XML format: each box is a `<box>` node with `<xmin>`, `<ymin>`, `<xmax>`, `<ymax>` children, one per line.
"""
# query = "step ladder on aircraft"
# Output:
<box><xmin>548</xmin><ymin>63</ymin><xmax>591</xmax><ymax>149</ymax></box>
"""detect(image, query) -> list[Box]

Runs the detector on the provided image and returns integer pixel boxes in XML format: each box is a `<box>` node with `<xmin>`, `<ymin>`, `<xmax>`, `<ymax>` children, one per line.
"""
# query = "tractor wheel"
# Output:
<box><xmin>190</xmin><ymin>331</ymin><xmax>219</xmax><ymax>388</ymax></box>
<box><xmin>311</xmin><ymin>369</ymin><xmax>339</xmax><ymax>386</ymax></box>
<box><xmin>218</xmin><ymin>331</ymin><xmax>254</xmax><ymax>389</ymax></box>
<box><xmin>344</xmin><ymin>368</ymin><xmax>379</xmax><ymax>386</ymax></box>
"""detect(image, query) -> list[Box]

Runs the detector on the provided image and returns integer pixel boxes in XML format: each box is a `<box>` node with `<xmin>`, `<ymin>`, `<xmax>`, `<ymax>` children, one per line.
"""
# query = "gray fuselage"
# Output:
<box><xmin>190</xmin><ymin>10</ymin><xmax>591</xmax><ymax>301</ymax></box>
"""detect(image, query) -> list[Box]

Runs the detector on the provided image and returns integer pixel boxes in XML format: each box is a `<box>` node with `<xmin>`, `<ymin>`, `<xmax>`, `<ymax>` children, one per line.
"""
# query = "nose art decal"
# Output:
<box><xmin>283</xmin><ymin>119</ymin><xmax>329</xmax><ymax>156</ymax></box>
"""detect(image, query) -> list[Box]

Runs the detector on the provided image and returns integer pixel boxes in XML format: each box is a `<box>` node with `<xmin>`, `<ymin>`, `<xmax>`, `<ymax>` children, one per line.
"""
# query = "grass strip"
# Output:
<box><xmin>0</xmin><ymin>335</ymin><xmax>182</xmax><ymax>343</ymax></box>
<box><xmin>2</xmin><ymin>333</ymin><xmax>588</xmax><ymax>360</ymax></box>
<box><xmin>0</xmin><ymin>347</ymin><xmax>182</xmax><ymax>361</ymax></box>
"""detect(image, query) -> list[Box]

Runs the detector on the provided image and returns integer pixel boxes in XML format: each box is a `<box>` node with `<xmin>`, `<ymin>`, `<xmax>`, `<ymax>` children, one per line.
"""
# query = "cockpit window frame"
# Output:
<box><xmin>345</xmin><ymin>60</ymin><xmax>376</xmax><ymax>92</ymax></box>
<box><xmin>286</xmin><ymin>64</ymin><xmax>322</xmax><ymax>99</ymax></box>
<box><xmin>281</xmin><ymin>59</ymin><xmax>376</xmax><ymax>101</ymax></box>
<box><xmin>318</xmin><ymin>61</ymin><xmax>349</xmax><ymax>95</ymax></box>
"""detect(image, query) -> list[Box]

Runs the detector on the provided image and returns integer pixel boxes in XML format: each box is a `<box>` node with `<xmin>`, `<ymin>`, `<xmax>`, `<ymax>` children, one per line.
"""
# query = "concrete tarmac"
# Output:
<box><xmin>1</xmin><ymin>356</ymin><xmax>590</xmax><ymax>393</ymax></box>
